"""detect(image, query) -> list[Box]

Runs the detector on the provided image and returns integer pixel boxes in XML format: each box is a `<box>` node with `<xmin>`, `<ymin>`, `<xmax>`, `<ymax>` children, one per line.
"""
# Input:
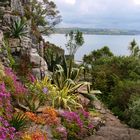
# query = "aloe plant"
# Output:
<box><xmin>9</xmin><ymin>19</ymin><xmax>28</xmax><ymax>39</ymax></box>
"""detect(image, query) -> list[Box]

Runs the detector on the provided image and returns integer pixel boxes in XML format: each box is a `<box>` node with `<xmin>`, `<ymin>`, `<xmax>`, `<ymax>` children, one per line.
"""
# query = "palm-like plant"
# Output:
<box><xmin>129</xmin><ymin>39</ymin><xmax>140</xmax><ymax>58</ymax></box>
<box><xmin>9</xmin><ymin>19</ymin><xmax>28</xmax><ymax>39</ymax></box>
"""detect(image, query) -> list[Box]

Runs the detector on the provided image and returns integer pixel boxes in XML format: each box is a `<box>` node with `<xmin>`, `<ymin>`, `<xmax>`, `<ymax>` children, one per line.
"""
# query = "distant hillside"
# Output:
<box><xmin>54</xmin><ymin>28</ymin><xmax>140</xmax><ymax>35</ymax></box>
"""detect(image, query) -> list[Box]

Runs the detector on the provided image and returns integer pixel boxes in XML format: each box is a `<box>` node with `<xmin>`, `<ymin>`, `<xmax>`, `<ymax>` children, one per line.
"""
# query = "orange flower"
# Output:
<box><xmin>25</xmin><ymin>112</ymin><xmax>45</xmax><ymax>124</ymax></box>
<box><xmin>42</xmin><ymin>107</ymin><xmax>58</xmax><ymax>125</ymax></box>
<box><xmin>22</xmin><ymin>131</ymin><xmax>48</xmax><ymax>140</ymax></box>
<box><xmin>31</xmin><ymin>131</ymin><xmax>47</xmax><ymax>140</ymax></box>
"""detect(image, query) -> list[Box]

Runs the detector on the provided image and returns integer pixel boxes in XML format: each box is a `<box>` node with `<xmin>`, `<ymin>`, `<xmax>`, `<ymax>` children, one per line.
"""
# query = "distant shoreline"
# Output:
<box><xmin>53</xmin><ymin>33</ymin><xmax>140</xmax><ymax>36</ymax></box>
<box><xmin>54</xmin><ymin>28</ymin><xmax>140</xmax><ymax>36</ymax></box>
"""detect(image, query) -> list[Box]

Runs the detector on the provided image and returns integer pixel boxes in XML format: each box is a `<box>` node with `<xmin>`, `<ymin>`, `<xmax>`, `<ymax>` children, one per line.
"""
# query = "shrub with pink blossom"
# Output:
<box><xmin>4</xmin><ymin>67</ymin><xmax>27</xmax><ymax>96</ymax></box>
<box><xmin>0</xmin><ymin>117</ymin><xmax>17</xmax><ymax>140</ymax></box>
<box><xmin>0</xmin><ymin>83</ymin><xmax>20</xmax><ymax>139</ymax></box>
<box><xmin>58</xmin><ymin>109</ymin><xmax>95</xmax><ymax>140</ymax></box>
<box><xmin>0</xmin><ymin>82</ymin><xmax>13</xmax><ymax>120</ymax></box>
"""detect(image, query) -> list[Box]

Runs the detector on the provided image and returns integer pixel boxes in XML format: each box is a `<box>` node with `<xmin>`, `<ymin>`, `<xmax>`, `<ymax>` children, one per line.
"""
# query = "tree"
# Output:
<box><xmin>65</xmin><ymin>30</ymin><xmax>84</xmax><ymax>58</ymax></box>
<box><xmin>24</xmin><ymin>0</ymin><xmax>61</xmax><ymax>36</ymax></box>
<box><xmin>83</xmin><ymin>46</ymin><xmax>113</xmax><ymax>64</ymax></box>
<box><xmin>129</xmin><ymin>39</ymin><xmax>140</xmax><ymax>58</ymax></box>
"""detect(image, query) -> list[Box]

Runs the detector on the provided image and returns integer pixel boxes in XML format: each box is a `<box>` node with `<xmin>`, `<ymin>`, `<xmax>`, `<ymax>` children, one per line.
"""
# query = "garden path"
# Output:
<box><xmin>85</xmin><ymin>100</ymin><xmax>140</xmax><ymax>140</ymax></box>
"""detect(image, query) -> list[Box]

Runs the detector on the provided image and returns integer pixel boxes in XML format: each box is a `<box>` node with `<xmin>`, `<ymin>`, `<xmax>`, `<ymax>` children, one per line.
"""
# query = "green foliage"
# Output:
<box><xmin>129</xmin><ymin>39</ymin><xmax>140</xmax><ymax>58</ymax></box>
<box><xmin>2</xmin><ymin>39</ymin><xmax>15</xmax><ymax>68</ymax></box>
<box><xmin>10</xmin><ymin>112</ymin><xmax>27</xmax><ymax>131</ymax></box>
<box><xmin>83</xmin><ymin>46</ymin><xmax>113</xmax><ymax>64</ymax></box>
<box><xmin>52</xmin><ymin>87</ymin><xmax>83</xmax><ymax>111</ymax></box>
<box><xmin>17</xmin><ymin>77</ymin><xmax>53</xmax><ymax>112</ymax></box>
<box><xmin>127</xmin><ymin>96</ymin><xmax>140</xmax><ymax>129</ymax></box>
<box><xmin>53</xmin><ymin>58</ymin><xmax>85</xmax><ymax>91</ymax></box>
<box><xmin>52</xmin><ymin>58</ymin><xmax>96</xmax><ymax>110</ymax></box>
<box><xmin>44</xmin><ymin>46</ymin><xmax>64</xmax><ymax>72</ymax></box>
<box><xmin>109</xmin><ymin>81</ymin><xmax>140</xmax><ymax>119</ymax></box>
<box><xmin>24</xmin><ymin>0</ymin><xmax>61</xmax><ymax>36</ymax></box>
<box><xmin>9</xmin><ymin>19</ymin><xmax>28</xmax><ymax>39</ymax></box>
<box><xmin>83</xmin><ymin>46</ymin><xmax>140</xmax><ymax>128</ymax></box>
<box><xmin>66</xmin><ymin>30</ymin><xmax>84</xmax><ymax>56</ymax></box>
<box><xmin>19</xmin><ymin>81</ymin><xmax>48</xmax><ymax>112</ymax></box>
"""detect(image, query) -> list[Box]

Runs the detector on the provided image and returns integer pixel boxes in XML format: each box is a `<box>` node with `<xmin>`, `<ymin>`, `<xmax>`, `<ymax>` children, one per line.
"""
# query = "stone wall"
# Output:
<box><xmin>0</xmin><ymin>0</ymin><xmax>50</xmax><ymax>79</ymax></box>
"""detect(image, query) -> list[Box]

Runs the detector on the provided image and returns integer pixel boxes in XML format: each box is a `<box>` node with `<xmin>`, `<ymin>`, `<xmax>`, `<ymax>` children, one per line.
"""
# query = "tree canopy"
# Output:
<box><xmin>24</xmin><ymin>0</ymin><xmax>61</xmax><ymax>37</ymax></box>
<box><xmin>65</xmin><ymin>30</ymin><xmax>84</xmax><ymax>57</ymax></box>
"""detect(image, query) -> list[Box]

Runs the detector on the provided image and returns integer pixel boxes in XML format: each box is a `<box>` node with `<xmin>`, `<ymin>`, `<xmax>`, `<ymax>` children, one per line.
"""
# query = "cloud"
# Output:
<box><xmin>53</xmin><ymin>0</ymin><xmax>76</xmax><ymax>5</ymax></box>
<box><xmin>53</xmin><ymin>0</ymin><xmax>140</xmax><ymax>29</ymax></box>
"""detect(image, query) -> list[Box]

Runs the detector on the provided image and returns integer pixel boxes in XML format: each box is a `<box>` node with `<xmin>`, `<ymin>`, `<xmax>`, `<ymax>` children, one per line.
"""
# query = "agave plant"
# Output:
<box><xmin>53</xmin><ymin>60</ymin><xmax>84</xmax><ymax>90</ymax></box>
<box><xmin>9</xmin><ymin>19</ymin><xmax>28</xmax><ymax>39</ymax></box>
<box><xmin>53</xmin><ymin>58</ymin><xmax>101</xmax><ymax>103</ymax></box>
<box><xmin>52</xmin><ymin>86</ymin><xmax>83</xmax><ymax>111</ymax></box>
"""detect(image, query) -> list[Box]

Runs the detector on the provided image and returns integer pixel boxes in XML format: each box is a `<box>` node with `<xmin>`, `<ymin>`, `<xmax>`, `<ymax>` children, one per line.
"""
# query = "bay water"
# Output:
<box><xmin>43</xmin><ymin>34</ymin><xmax>140</xmax><ymax>61</ymax></box>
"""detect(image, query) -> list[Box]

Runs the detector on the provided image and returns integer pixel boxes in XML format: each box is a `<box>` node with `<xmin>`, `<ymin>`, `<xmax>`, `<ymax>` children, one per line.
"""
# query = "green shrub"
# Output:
<box><xmin>128</xmin><ymin>97</ymin><xmax>140</xmax><ymax>129</ymax></box>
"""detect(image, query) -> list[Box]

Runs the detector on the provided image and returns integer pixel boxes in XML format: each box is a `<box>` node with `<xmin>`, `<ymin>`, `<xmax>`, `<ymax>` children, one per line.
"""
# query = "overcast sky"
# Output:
<box><xmin>52</xmin><ymin>0</ymin><xmax>140</xmax><ymax>30</ymax></box>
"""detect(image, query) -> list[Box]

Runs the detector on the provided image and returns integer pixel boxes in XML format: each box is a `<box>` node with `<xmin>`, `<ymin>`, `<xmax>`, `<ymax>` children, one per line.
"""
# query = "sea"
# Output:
<box><xmin>43</xmin><ymin>34</ymin><xmax>140</xmax><ymax>61</ymax></box>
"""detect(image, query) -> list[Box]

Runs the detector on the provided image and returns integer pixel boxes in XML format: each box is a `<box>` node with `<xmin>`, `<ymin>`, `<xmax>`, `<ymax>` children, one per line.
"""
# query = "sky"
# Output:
<box><xmin>52</xmin><ymin>0</ymin><xmax>140</xmax><ymax>30</ymax></box>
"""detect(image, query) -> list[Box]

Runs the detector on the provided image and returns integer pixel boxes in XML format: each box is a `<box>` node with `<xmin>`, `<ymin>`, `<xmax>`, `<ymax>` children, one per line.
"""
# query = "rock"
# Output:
<box><xmin>3</xmin><ymin>13</ymin><xmax>11</xmax><ymax>25</ymax></box>
<box><xmin>30</xmin><ymin>51</ymin><xmax>42</xmax><ymax>67</ymax></box>
<box><xmin>30</xmin><ymin>48</ymin><xmax>38</xmax><ymax>53</ymax></box>
<box><xmin>16</xmin><ymin>47</ymin><xmax>20</xmax><ymax>52</ymax></box>
<box><xmin>39</xmin><ymin>41</ymin><xmax>44</xmax><ymax>57</ymax></box>
<box><xmin>11</xmin><ymin>15</ymin><xmax>20</xmax><ymax>22</ymax></box>
<box><xmin>5</xmin><ymin>6</ymin><xmax>11</xmax><ymax>11</ymax></box>
<box><xmin>78</xmin><ymin>94</ymin><xmax>90</xmax><ymax>106</ymax></box>
<box><xmin>92</xmin><ymin>116</ymin><xmax>103</xmax><ymax>127</ymax></box>
<box><xmin>20</xmin><ymin>37</ymin><xmax>31</xmax><ymax>49</ymax></box>
<box><xmin>40</xmin><ymin>57</ymin><xmax>48</xmax><ymax>67</ymax></box>
<box><xmin>0</xmin><ymin>7</ymin><xmax>5</xmax><ymax>12</ymax></box>
<box><xmin>32</xmin><ymin>68</ymin><xmax>41</xmax><ymax>79</ymax></box>
<box><xmin>0</xmin><ymin>1</ymin><xmax>10</xmax><ymax>7</ymax></box>
<box><xmin>11</xmin><ymin>48</ymin><xmax>16</xmax><ymax>53</ymax></box>
<box><xmin>85</xmin><ymin>126</ymin><xmax>140</xmax><ymax>140</ymax></box>
<box><xmin>93</xmin><ymin>100</ymin><xmax>102</xmax><ymax>110</ymax></box>
<box><xmin>0</xmin><ymin>30</ymin><xmax>3</xmax><ymax>43</ymax></box>
<box><xmin>11</xmin><ymin>0</ymin><xmax>24</xmax><ymax>16</ymax></box>
<box><xmin>8</xmin><ymin>38</ymin><xmax>21</xmax><ymax>48</ymax></box>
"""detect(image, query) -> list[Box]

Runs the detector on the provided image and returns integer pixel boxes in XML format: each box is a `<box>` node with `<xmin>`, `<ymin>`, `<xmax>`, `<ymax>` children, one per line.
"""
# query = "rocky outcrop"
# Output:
<box><xmin>0</xmin><ymin>0</ymin><xmax>50</xmax><ymax>79</ymax></box>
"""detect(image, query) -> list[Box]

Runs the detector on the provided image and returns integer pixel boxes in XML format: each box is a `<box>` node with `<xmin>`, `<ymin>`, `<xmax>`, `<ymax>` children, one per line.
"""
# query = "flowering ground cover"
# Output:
<box><xmin>0</xmin><ymin>64</ymin><xmax>102</xmax><ymax>140</ymax></box>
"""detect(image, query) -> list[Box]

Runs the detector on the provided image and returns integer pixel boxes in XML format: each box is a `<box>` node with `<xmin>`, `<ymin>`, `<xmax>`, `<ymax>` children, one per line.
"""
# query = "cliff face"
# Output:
<box><xmin>0</xmin><ymin>0</ymin><xmax>49</xmax><ymax>79</ymax></box>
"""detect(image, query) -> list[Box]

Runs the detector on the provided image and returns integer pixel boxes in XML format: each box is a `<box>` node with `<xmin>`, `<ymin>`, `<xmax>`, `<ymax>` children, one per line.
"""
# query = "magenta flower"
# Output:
<box><xmin>28</xmin><ymin>73</ymin><xmax>36</xmax><ymax>83</ymax></box>
<box><xmin>56</xmin><ymin>126</ymin><xmax>67</xmax><ymax>138</ymax></box>
<box><xmin>4</xmin><ymin>67</ymin><xmax>28</xmax><ymax>95</ymax></box>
